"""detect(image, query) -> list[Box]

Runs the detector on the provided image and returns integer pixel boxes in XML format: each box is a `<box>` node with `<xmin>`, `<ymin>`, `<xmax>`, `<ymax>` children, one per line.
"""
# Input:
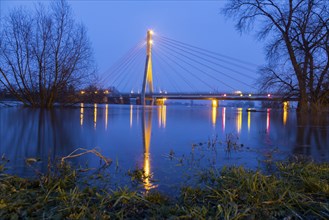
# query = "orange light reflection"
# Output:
<box><xmin>283</xmin><ymin>109</ymin><xmax>287</xmax><ymax>126</ymax></box>
<box><xmin>283</xmin><ymin>102</ymin><xmax>288</xmax><ymax>126</ymax></box>
<box><xmin>158</xmin><ymin>105</ymin><xmax>167</xmax><ymax>128</ymax></box>
<box><xmin>236</xmin><ymin>108</ymin><xmax>242</xmax><ymax>134</ymax></box>
<box><xmin>248</xmin><ymin>111</ymin><xmax>251</xmax><ymax>132</ymax></box>
<box><xmin>142</xmin><ymin>110</ymin><xmax>156</xmax><ymax>191</ymax></box>
<box><xmin>212</xmin><ymin>99</ymin><xmax>218</xmax><ymax>107</ymax></box>
<box><xmin>94</xmin><ymin>103</ymin><xmax>97</xmax><ymax>129</ymax></box>
<box><xmin>212</xmin><ymin>106</ymin><xmax>217</xmax><ymax>127</ymax></box>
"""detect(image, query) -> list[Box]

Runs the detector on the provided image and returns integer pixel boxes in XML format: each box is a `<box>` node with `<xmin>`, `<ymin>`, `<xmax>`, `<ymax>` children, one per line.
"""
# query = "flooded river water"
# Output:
<box><xmin>1</xmin><ymin>104</ymin><xmax>328</xmax><ymax>191</ymax></box>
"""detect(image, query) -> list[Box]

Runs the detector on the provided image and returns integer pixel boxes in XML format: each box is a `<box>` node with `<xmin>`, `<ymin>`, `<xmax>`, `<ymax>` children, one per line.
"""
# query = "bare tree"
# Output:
<box><xmin>0</xmin><ymin>0</ymin><xmax>95</xmax><ymax>108</ymax></box>
<box><xmin>223</xmin><ymin>0</ymin><xmax>329</xmax><ymax>111</ymax></box>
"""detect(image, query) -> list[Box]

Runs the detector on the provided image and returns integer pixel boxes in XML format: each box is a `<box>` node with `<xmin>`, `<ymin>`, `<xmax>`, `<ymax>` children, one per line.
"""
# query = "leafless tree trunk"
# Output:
<box><xmin>0</xmin><ymin>0</ymin><xmax>95</xmax><ymax>108</ymax></box>
<box><xmin>223</xmin><ymin>0</ymin><xmax>329</xmax><ymax>111</ymax></box>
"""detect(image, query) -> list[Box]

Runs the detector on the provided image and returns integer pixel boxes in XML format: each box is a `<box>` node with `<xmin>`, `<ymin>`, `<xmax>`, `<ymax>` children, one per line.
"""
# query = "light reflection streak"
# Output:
<box><xmin>80</xmin><ymin>103</ymin><xmax>84</xmax><ymax>126</ymax></box>
<box><xmin>266</xmin><ymin>108</ymin><xmax>270</xmax><ymax>133</ymax></box>
<box><xmin>212</xmin><ymin>106</ymin><xmax>217</xmax><ymax>127</ymax></box>
<box><xmin>283</xmin><ymin>109</ymin><xmax>287</xmax><ymax>126</ymax></box>
<box><xmin>94</xmin><ymin>103</ymin><xmax>97</xmax><ymax>129</ymax></box>
<box><xmin>158</xmin><ymin>105</ymin><xmax>167</xmax><ymax>128</ymax></box>
<box><xmin>222</xmin><ymin>107</ymin><xmax>226</xmax><ymax>131</ymax></box>
<box><xmin>130</xmin><ymin>105</ymin><xmax>133</xmax><ymax>128</ymax></box>
<box><xmin>142</xmin><ymin>109</ymin><xmax>156</xmax><ymax>190</ymax></box>
<box><xmin>136</xmin><ymin>106</ymin><xmax>139</xmax><ymax>126</ymax></box>
<box><xmin>248</xmin><ymin>111</ymin><xmax>251</xmax><ymax>132</ymax></box>
<box><xmin>236</xmin><ymin>108</ymin><xmax>242</xmax><ymax>133</ymax></box>
<box><xmin>283</xmin><ymin>101</ymin><xmax>288</xmax><ymax>126</ymax></box>
<box><xmin>105</xmin><ymin>104</ymin><xmax>108</xmax><ymax>130</ymax></box>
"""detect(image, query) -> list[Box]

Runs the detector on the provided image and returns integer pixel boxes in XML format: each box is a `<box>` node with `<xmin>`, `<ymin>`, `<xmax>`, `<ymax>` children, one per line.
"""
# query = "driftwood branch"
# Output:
<box><xmin>60</xmin><ymin>148</ymin><xmax>112</xmax><ymax>166</ymax></box>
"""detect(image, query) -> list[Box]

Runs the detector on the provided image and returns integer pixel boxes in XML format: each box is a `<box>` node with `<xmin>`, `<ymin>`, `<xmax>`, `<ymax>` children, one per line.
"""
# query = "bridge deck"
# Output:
<box><xmin>108</xmin><ymin>93</ymin><xmax>298</xmax><ymax>101</ymax></box>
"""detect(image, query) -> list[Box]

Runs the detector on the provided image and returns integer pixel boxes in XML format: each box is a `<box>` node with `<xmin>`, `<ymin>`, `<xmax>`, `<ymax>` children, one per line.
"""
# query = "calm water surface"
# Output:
<box><xmin>1</xmin><ymin>104</ymin><xmax>328</xmax><ymax>191</ymax></box>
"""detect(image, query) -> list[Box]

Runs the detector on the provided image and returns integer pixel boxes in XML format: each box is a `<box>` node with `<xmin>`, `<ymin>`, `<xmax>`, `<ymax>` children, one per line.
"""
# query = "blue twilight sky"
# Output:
<box><xmin>0</xmin><ymin>1</ymin><xmax>266</xmax><ymax>93</ymax></box>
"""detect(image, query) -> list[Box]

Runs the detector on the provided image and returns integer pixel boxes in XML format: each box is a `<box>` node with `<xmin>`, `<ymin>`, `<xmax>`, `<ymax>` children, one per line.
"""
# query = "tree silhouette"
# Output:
<box><xmin>223</xmin><ymin>0</ymin><xmax>329</xmax><ymax>111</ymax></box>
<box><xmin>0</xmin><ymin>0</ymin><xmax>95</xmax><ymax>108</ymax></box>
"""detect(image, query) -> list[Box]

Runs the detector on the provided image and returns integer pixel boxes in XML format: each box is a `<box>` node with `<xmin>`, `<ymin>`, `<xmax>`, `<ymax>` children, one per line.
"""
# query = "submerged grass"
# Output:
<box><xmin>0</xmin><ymin>155</ymin><xmax>328</xmax><ymax>219</ymax></box>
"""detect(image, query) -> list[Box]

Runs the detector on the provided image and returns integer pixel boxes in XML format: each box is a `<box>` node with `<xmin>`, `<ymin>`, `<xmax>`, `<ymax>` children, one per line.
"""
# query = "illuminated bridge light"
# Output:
<box><xmin>283</xmin><ymin>101</ymin><xmax>289</xmax><ymax>109</ymax></box>
<box><xmin>212</xmin><ymin>99</ymin><xmax>218</xmax><ymax>107</ymax></box>
<box><xmin>104</xmin><ymin>90</ymin><xmax>109</xmax><ymax>94</ymax></box>
<box><xmin>80</xmin><ymin>90</ymin><xmax>85</xmax><ymax>95</ymax></box>
<box><xmin>267</xmin><ymin>94</ymin><xmax>271</xmax><ymax>97</ymax></box>
<box><xmin>94</xmin><ymin>91</ymin><xmax>98</xmax><ymax>94</ymax></box>
<box><xmin>157</xmin><ymin>98</ymin><xmax>166</xmax><ymax>106</ymax></box>
<box><xmin>149</xmin><ymin>30</ymin><xmax>154</xmax><ymax>35</ymax></box>
<box><xmin>223</xmin><ymin>94</ymin><xmax>227</xmax><ymax>97</ymax></box>
<box><xmin>240</xmin><ymin>93</ymin><xmax>243</xmax><ymax>97</ymax></box>
<box><xmin>248</xmin><ymin>94</ymin><xmax>252</xmax><ymax>97</ymax></box>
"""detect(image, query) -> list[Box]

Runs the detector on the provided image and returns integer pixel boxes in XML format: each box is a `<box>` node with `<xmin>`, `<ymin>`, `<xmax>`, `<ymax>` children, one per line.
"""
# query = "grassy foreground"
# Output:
<box><xmin>0</xmin><ymin>158</ymin><xmax>328</xmax><ymax>219</ymax></box>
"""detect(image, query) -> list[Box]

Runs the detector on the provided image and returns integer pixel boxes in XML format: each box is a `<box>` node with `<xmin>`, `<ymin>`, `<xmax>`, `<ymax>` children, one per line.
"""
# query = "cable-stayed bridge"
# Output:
<box><xmin>99</xmin><ymin>30</ymin><xmax>296</xmax><ymax>105</ymax></box>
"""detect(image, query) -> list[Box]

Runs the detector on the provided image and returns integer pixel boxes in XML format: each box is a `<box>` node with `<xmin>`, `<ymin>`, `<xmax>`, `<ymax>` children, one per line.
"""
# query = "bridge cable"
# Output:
<box><xmin>153</xmin><ymin>46</ymin><xmax>215</xmax><ymax>91</ymax></box>
<box><xmin>107</xmin><ymin>45</ymin><xmax>145</xmax><ymax>88</ymax></box>
<box><xmin>121</xmin><ymin>49</ymin><xmax>145</xmax><ymax>92</ymax></box>
<box><xmin>103</xmin><ymin>42</ymin><xmax>144</xmax><ymax>87</ymax></box>
<box><xmin>115</xmin><ymin>47</ymin><xmax>145</xmax><ymax>91</ymax></box>
<box><xmin>155</xmin><ymin>36</ymin><xmax>257</xmax><ymax>80</ymax></box>
<box><xmin>100</xmin><ymin>41</ymin><xmax>144</xmax><ymax>87</ymax></box>
<box><xmin>152</xmin><ymin>49</ymin><xmax>181</xmax><ymax>92</ymax></box>
<box><xmin>101</xmin><ymin>40</ymin><xmax>145</xmax><ymax>86</ymax></box>
<box><xmin>153</xmin><ymin>48</ymin><xmax>198</xmax><ymax>92</ymax></box>
<box><xmin>156</xmin><ymin>35</ymin><xmax>258</xmax><ymax>67</ymax></box>
<box><xmin>156</xmin><ymin>40</ymin><xmax>257</xmax><ymax>90</ymax></box>
<box><xmin>156</xmin><ymin>42</ymin><xmax>237</xmax><ymax>91</ymax></box>
<box><xmin>152</xmin><ymin>47</ymin><xmax>199</xmax><ymax>91</ymax></box>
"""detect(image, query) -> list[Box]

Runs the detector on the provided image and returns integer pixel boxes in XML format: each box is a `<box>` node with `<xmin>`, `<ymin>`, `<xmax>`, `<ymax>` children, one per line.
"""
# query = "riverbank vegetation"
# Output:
<box><xmin>0</xmin><ymin>155</ymin><xmax>328</xmax><ymax>219</ymax></box>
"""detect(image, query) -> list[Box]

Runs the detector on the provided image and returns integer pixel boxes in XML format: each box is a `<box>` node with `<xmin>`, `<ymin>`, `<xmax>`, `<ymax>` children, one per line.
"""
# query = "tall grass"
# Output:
<box><xmin>0</xmin><ymin>153</ymin><xmax>328</xmax><ymax>219</ymax></box>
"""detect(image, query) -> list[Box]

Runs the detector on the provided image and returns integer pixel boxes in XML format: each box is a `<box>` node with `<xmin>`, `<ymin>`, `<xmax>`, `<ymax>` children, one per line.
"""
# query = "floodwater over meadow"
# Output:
<box><xmin>1</xmin><ymin>103</ymin><xmax>328</xmax><ymax>191</ymax></box>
